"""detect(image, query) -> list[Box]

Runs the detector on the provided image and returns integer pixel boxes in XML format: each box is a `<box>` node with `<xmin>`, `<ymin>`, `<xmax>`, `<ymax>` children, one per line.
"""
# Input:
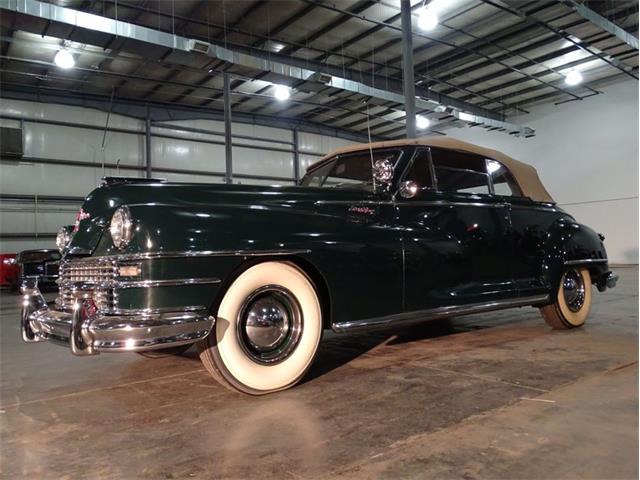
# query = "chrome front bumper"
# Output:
<box><xmin>21</xmin><ymin>279</ymin><xmax>215</xmax><ymax>356</ymax></box>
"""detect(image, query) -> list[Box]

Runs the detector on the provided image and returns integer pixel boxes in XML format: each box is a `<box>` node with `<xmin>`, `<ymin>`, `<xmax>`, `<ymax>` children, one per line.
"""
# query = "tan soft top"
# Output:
<box><xmin>311</xmin><ymin>136</ymin><xmax>553</xmax><ymax>203</ymax></box>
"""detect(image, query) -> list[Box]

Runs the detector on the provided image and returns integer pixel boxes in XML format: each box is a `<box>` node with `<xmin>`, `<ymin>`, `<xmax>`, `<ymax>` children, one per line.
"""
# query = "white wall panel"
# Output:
<box><xmin>0</xmin><ymin>161</ymin><xmax>141</xmax><ymax>196</ymax></box>
<box><xmin>1</xmin><ymin>99</ymin><xmax>143</xmax><ymax>130</ymax></box>
<box><xmin>160</xmin><ymin>172</ymin><xmax>224</xmax><ymax>184</ymax></box>
<box><xmin>151</xmin><ymin>136</ymin><xmax>226</xmax><ymax>173</ymax></box>
<box><xmin>298</xmin><ymin>132</ymin><xmax>354</xmax><ymax>155</ymax></box>
<box><xmin>231</xmin><ymin>146</ymin><xmax>293</xmax><ymax>178</ymax></box>
<box><xmin>25</xmin><ymin>124</ymin><xmax>144</xmax><ymax>167</ymax></box>
<box><xmin>0</xmin><ymin>238</ymin><xmax>56</xmax><ymax>253</ymax></box>
<box><xmin>446</xmin><ymin>79</ymin><xmax>638</xmax><ymax>264</ymax></box>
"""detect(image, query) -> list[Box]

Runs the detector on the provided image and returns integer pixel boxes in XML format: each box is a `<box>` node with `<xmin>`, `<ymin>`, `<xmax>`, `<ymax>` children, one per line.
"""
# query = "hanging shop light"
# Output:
<box><xmin>418</xmin><ymin>7</ymin><xmax>439</xmax><ymax>31</ymax></box>
<box><xmin>274</xmin><ymin>85</ymin><xmax>291</xmax><ymax>101</ymax></box>
<box><xmin>54</xmin><ymin>49</ymin><xmax>75</xmax><ymax>69</ymax></box>
<box><xmin>416</xmin><ymin>114</ymin><xmax>431</xmax><ymax>130</ymax></box>
<box><xmin>565</xmin><ymin>70</ymin><xmax>583</xmax><ymax>86</ymax></box>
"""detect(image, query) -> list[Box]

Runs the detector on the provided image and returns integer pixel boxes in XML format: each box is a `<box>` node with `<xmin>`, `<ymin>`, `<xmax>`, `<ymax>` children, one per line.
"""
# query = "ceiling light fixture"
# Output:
<box><xmin>417</xmin><ymin>7</ymin><xmax>439</xmax><ymax>31</ymax></box>
<box><xmin>416</xmin><ymin>115</ymin><xmax>431</xmax><ymax>130</ymax></box>
<box><xmin>54</xmin><ymin>49</ymin><xmax>75</xmax><ymax>69</ymax></box>
<box><xmin>274</xmin><ymin>84</ymin><xmax>291</xmax><ymax>101</ymax></box>
<box><xmin>565</xmin><ymin>70</ymin><xmax>583</xmax><ymax>86</ymax></box>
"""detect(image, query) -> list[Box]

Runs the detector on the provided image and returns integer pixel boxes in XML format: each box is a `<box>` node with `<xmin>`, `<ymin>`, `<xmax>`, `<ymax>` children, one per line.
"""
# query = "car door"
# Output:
<box><xmin>487</xmin><ymin>160</ymin><xmax>563</xmax><ymax>296</ymax></box>
<box><xmin>397</xmin><ymin>148</ymin><xmax>516</xmax><ymax>311</ymax></box>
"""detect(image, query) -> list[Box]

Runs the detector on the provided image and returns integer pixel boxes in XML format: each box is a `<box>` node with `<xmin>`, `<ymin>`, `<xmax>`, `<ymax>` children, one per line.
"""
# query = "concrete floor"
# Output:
<box><xmin>1</xmin><ymin>268</ymin><xmax>637</xmax><ymax>479</ymax></box>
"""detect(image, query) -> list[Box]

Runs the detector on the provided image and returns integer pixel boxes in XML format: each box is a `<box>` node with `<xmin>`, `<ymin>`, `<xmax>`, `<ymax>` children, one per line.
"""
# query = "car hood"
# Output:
<box><xmin>67</xmin><ymin>181</ymin><xmax>374</xmax><ymax>256</ymax></box>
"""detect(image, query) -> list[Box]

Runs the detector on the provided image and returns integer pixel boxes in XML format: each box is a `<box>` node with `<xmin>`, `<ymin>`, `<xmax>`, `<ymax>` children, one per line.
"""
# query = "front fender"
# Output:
<box><xmin>542</xmin><ymin>218</ymin><xmax>608</xmax><ymax>291</ymax></box>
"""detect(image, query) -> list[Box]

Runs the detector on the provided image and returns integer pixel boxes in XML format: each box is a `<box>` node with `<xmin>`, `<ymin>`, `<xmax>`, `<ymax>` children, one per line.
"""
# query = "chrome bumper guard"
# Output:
<box><xmin>21</xmin><ymin>279</ymin><xmax>215</xmax><ymax>356</ymax></box>
<box><xmin>605</xmin><ymin>271</ymin><xmax>619</xmax><ymax>289</ymax></box>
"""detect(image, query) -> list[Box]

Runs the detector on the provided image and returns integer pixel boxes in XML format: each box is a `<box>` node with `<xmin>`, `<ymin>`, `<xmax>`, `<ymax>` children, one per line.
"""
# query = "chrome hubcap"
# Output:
<box><xmin>562</xmin><ymin>269</ymin><xmax>585</xmax><ymax>313</ymax></box>
<box><xmin>237</xmin><ymin>286</ymin><xmax>302</xmax><ymax>364</ymax></box>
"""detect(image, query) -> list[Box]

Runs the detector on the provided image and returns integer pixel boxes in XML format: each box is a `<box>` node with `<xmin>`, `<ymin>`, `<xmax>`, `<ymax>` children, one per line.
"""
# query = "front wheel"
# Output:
<box><xmin>540</xmin><ymin>267</ymin><xmax>592</xmax><ymax>329</ymax></box>
<box><xmin>198</xmin><ymin>261</ymin><xmax>322</xmax><ymax>395</ymax></box>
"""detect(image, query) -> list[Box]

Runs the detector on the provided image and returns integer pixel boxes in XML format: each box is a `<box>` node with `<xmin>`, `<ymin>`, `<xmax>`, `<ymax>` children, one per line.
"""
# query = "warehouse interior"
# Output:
<box><xmin>0</xmin><ymin>0</ymin><xmax>638</xmax><ymax>478</ymax></box>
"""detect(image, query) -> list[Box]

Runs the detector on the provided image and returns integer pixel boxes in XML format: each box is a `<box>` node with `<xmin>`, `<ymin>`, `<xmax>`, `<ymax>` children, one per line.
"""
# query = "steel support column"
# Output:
<box><xmin>223</xmin><ymin>72</ymin><xmax>233</xmax><ymax>185</ymax></box>
<box><xmin>400</xmin><ymin>0</ymin><xmax>416</xmax><ymax>138</ymax></box>
<box><xmin>145</xmin><ymin>108</ymin><xmax>152</xmax><ymax>178</ymax></box>
<box><xmin>292</xmin><ymin>129</ymin><xmax>300</xmax><ymax>184</ymax></box>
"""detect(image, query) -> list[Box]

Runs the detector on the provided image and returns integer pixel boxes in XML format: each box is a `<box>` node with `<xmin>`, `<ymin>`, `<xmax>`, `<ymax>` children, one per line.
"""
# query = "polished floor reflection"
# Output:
<box><xmin>1</xmin><ymin>268</ymin><xmax>637</xmax><ymax>479</ymax></box>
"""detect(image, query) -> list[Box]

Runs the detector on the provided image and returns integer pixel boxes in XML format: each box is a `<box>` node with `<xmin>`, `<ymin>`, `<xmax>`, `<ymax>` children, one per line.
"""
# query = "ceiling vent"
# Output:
<box><xmin>189</xmin><ymin>40</ymin><xmax>211</xmax><ymax>54</ymax></box>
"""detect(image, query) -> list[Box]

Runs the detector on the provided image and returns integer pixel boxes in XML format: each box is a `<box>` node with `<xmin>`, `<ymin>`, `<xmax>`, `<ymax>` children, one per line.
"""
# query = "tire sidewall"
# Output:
<box><xmin>205</xmin><ymin>262</ymin><xmax>322</xmax><ymax>394</ymax></box>
<box><xmin>557</xmin><ymin>267</ymin><xmax>592</xmax><ymax>327</ymax></box>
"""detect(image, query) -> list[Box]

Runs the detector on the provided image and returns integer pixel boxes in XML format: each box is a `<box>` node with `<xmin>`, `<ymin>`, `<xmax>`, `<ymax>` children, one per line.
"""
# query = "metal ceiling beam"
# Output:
<box><xmin>480</xmin><ymin>0</ymin><xmax>638</xmax><ymax>80</ymax></box>
<box><xmin>560</xmin><ymin>0</ymin><xmax>638</xmax><ymax>50</ymax></box>
<box><xmin>0</xmin><ymin>86</ymin><xmax>380</xmax><ymax>143</ymax></box>
<box><xmin>0</xmin><ymin>0</ymin><xmax>535</xmax><ymax>137</ymax></box>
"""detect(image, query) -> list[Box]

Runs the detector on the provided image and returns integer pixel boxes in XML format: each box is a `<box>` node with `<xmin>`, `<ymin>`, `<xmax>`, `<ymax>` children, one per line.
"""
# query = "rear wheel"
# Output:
<box><xmin>540</xmin><ymin>267</ymin><xmax>592</xmax><ymax>329</ymax></box>
<box><xmin>137</xmin><ymin>344</ymin><xmax>191</xmax><ymax>359</ymax></box>
<box><xmin>198</xmin><ymin>261</ymin><xmax>322</xmax><ymax>395</ymax></box>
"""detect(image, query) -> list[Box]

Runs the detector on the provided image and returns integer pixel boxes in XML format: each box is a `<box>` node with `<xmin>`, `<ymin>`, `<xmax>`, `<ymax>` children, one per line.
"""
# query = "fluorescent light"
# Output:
<box><xmin>418</xmin><ymin>7</ymin><xmax>438</xmax><ymax>31</ymax></box>
<box><xmin>54</xmin><ymin>49</ymin><xmax>75</xmax><ymax>69</ymax></box>
<box><xmin>416</xmin><ymin>115</ymin><xmax>430</xmax><ymax>130</ymax></box>
<box><xmin>274</xmin><ymin>84</ymin><xmax>291</xmax><ymax>101</ymax></box>
<box><xmin>565</xmin><ymin>70</ymin><xmax>583</xmax><ymax>86</ymax></box>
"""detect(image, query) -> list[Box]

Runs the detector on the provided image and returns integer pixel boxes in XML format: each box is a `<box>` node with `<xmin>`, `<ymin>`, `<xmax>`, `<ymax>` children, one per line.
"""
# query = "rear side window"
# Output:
<box><xmin>432</xmin><ymin>148</ymin><xmax>490</xmax><ymax>195</ymax></box>
<box><xmin>487</xmin><ymin>159</ymin><xmax>522</xmax><ymax>197</ymax></box>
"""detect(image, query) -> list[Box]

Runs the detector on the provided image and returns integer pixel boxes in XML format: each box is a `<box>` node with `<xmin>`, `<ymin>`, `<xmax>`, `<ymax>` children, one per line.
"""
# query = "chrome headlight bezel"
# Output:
<box><xmin>109</xmin><ymin>205</ymin><xmax>133</xmax><ymax>250</ymax></box>
<box><xmin>56</xmin><ymin>226</ymin><xmax>72</xmax><ymax>253</ymax></box>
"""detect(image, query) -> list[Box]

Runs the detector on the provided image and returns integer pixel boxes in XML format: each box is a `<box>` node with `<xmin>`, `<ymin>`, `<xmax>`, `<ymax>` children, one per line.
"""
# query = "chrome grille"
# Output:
<box><xmin>56</xmin><ymin>259</ymin><xmax>118</xmax><ymax>312</ymax></box>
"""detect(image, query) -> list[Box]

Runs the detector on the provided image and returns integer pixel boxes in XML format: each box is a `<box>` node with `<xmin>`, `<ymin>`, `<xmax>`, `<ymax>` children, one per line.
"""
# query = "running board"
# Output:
<box><xmin>332</xmin><ymin>295</ymin><xmax>550</xmax><ymax>333</ymax></box>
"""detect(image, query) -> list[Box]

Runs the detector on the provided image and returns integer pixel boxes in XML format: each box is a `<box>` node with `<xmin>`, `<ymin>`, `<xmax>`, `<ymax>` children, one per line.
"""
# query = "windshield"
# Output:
<box><xmin>301</xmin><ymin>149</ymin><xmax>402</xmax><ymax>191</ymax></box>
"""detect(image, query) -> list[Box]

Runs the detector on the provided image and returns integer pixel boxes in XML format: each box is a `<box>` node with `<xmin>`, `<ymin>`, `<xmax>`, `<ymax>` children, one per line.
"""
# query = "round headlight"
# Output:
<box><xmin>110</xmin><ymin>205</ymin><xmax>133</xmax><ymax>250</ymax></box>
<box><xmin>56</xmin><ymin>227</ymin><xmax>71</xmax><ymax>253</ymax></box>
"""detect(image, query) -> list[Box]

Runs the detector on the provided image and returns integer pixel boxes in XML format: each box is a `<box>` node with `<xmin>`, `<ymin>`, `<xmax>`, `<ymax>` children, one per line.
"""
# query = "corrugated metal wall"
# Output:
<box><xmin>0</xmin><ymin>99</ymin><xmax>354</xmax><ymax>253</ymax></box>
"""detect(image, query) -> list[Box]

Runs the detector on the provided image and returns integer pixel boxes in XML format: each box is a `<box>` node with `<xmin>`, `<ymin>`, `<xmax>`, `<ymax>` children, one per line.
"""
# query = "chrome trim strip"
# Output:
<box><xmin>564</xmin><ymin>259</ymin><xmax>607</xmax><ymax>266</ymax></box>
<box><xmin>118</xmin><ymin>277</ymin><xmax>222</xmax><ymax>288</ymax></box>
<box><xmin>104</xmin><ymin>305</ymin><xmax>207</xmax><ymax>315</ymax></box>
<box><xmin>332</xmin><ymin>294</ymin><xmax>550</xmax><ymax>333</ymax></box>
<box><xmin>66</xmin><ymin>249</ymin><xmax>311</xmax><ymax>262</ymax></box>
<box><xmin>399</xmin><ymin>201</ymin><xmax>509</xmax><ymax>208</ymax></box>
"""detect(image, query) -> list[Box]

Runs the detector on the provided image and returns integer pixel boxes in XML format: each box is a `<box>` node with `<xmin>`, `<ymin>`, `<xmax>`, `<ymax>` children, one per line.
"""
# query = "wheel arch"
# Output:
<box><xmin>208</xmin><ymin>255</ymin><xmax>332</xmax><ymax>330</ymax></box>
<box><xmin>542</xmin><ymin>218</ymin><xmax>608</xmax><ymax>292</ymax></box>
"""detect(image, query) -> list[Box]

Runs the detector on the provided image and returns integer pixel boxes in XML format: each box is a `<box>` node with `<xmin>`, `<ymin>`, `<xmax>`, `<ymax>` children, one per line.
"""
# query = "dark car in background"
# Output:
<box><xmin>17</xmin><ymin>249</ymin><xmax>61</xmax><ymax>290</ymax></box>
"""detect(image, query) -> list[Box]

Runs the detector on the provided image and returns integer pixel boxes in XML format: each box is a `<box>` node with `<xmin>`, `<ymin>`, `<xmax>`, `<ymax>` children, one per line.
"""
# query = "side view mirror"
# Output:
<box><xmin>372</xmin><ymin>158</ymin><xmax>394</xmax><ymax>190</ymax></box>
<box><xmin>398</xmin><ymin>180</ymin><xmax>419</xmax><ymax>199</ymax></box>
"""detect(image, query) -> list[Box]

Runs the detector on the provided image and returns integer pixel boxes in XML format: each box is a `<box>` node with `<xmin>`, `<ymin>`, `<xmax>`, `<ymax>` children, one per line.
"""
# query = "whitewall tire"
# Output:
<box><xmin>198</xmin><ymin>261</ymin><xmax>322</xmax><ymax>394</ymax></box>
<box><xmin>540</xmin><ymin>267</ymin><xmax>592</xmax><ymax>329</ymax></box>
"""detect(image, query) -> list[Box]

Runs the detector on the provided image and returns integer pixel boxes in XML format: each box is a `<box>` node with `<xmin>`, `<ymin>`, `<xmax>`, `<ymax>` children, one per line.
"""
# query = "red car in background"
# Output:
<box><xmin>0</xmin><ymin>253</ymin><xmax>19</xmax><ymax>289</ymax></box>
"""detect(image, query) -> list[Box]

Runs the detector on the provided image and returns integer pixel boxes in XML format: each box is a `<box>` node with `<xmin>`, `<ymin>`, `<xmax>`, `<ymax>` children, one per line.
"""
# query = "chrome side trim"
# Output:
<box><xmin>332</xmin><ymin>294</ymin><xmax>550</xmax><ymax>333</ymax></box>
<box><xmin>104</xmin><ymin>305</ymin><xmax>207</xmax><ymax>315</ymax></box>
<box><xmin>564</xmin><ymin>259</ymin><xmax>607</xmax><ymax>266</ymax></box>
<box><xmin>67</xmin><ymin>249</ymin><xmax>311</xmax><ymax>262</ymax></box>
<box><xmin>118</xmin><ymin>277</ymin><xmax>222</xmax><ymax>288</ymax></box>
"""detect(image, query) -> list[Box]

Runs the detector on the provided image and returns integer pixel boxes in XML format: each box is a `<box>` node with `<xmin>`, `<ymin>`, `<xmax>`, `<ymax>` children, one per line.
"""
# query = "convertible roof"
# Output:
<box><xmin>312</xmin><ymin>137</ymin><xmax>554</xmax><ymax>203</ymax></box>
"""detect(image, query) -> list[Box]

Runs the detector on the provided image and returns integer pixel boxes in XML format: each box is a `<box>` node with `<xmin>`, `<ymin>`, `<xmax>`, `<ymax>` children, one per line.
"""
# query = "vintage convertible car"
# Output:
<box><xmin>21</xmin><ymin>137</ymin><xmax>617</xmax><ymax>394</ymax></box>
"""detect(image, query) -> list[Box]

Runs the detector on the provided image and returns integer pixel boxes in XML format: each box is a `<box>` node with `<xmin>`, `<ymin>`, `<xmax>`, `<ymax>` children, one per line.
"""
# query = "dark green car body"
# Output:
<box><xmin>61</xmin><ymin>143</ymin><xmax>611</xmax><ymax>332</ymax></box>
